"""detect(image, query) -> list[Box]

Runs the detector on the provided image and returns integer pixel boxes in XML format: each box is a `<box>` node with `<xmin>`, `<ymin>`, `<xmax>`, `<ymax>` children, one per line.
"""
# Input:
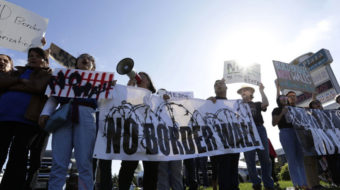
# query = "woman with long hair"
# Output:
<box><xmin>0</xmin><ymin>48</ymin><xmax>51</xmax><ymax>190</ymax></box>
<box><xmin>272</xmin><ymin>95</ymin><xmax>307</xmax><ymax>189</ymax></box>
<box><xmin>118</xmin><ymin>71</ymin><xmax>159</xmax><ymax>190</ymax></box>
<box><xmin>40</xmin><ymin>54</ymin><xmax>98</xmax><ymax>190</ymax></box>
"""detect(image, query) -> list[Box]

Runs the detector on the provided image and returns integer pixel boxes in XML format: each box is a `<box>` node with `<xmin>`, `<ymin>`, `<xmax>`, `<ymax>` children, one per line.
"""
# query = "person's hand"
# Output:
<box><xmin>127</xmin><ymin>79</ymin><xmax>136</xmax><ymax>86</ymax></box>
<box><xmin>207</xmin><ymin>96</ymin><xmax>217</xmax><ymax>103</ymax></box>
<box><xmin>39</xmin><ymin>115</ymin><xmax>50</xmax><ymax>128</ymax></box>
<box><xmin>259</xmin><ymin>83</ymin><xmax>265</xmax><ymax>92</ymax></box>
<box><xmin>110</xmin><ymin>80</ymin><xmax>117</xmax><ymax>86</ymax></box>
<box><xmin>163</xmin><ymin>94</ymin><xmax>170</xmax><ymax>101</ymax></box>
<box><xmin>41</xmin><ymin>37</ymin><xmax>46</xmax><ymax>46</ymax></box>
<box><xmin>281</xmin><ymin>107</ymin><xmax>288</xmax><ymax>115</ymax></box>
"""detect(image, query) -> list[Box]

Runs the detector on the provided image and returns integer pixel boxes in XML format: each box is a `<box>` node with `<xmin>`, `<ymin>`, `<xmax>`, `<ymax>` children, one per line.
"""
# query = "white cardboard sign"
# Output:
<box><xmin>223</xmin><ymin>60</ymin><xmax>261</xmax><ymax>85</ymax></box>
<box><xmin>0</xmin><ymin>0</ymin><xmax>48</xmax><ymax>52</ymax></box>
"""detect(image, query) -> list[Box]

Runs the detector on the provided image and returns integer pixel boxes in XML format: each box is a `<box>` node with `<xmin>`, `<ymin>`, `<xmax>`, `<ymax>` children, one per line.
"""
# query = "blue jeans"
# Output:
<box><xmin>48</xmin><ymin>106</ymin><xmax>96</xmax><ymax>190</ymax></box>
<box><xmin>157</xmin><ymin>161</ymin><xmax>183</xmax><ymax>190</ymax></box>
<box><xmin>280</xmin><ymin>128</ymin><xmax>307</xmax><ymax>186</ymax></box>
<box><xmin>244</xmin><ymin>125</ymin><xmax>274</xmax><ymax>188</ymax></box>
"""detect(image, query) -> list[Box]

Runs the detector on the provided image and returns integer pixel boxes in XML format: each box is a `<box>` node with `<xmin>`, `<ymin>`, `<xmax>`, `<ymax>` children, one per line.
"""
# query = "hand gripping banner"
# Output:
<box><xmin>93</xmin><ymin>85</ymin><xmax>263</xmax><ymax>161</ymax></box>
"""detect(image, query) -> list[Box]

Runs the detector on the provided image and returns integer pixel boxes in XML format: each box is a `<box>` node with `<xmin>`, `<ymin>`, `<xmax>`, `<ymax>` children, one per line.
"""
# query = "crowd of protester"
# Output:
<box><xmin>1</xmin><ymin>44</ymin><xmax>340</xmax><ymax>190</ymax></box>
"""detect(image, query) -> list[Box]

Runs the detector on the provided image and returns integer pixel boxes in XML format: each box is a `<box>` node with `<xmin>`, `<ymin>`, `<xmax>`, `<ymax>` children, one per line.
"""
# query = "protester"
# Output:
<box><xmin>303</xmin><ymin>100</ymin><xmax>325</xmax><ymax>190</ymax></box>
<box><xmin>272</xmin><ymin>95</ymin><xmax>307</xmax><ymax>189</ymax></box>
<box><xmin>238</xmin><ymin>83</ymin><xmax>274</xmax><ymax>190</ymax></box>
<box><xmin>0</xmin><ymin>48</ymin><xmax>51</xmax><ymax>190</ymax></box>
<box><xmin>156</xmin><ymin>89</ymin><xmax>184</xmax><ymax>190</ymax></box>
<box><xmin>207</xmin><ymin>79</ymin><xmax>240</xmax><ymax>190</ymax></box>
<box><xmin>195</xmin><ymin>157</ymin><xmax>209</xmax><ymax>189</ymax></box>
<box><xmin>184</xmin><ymin>159</ymin><xmax>198</xmax><ymax>190</ymax></box>
<box><xmin>0</xmin><ymin>54</ymin><xmax>13</xmax><ymax>73</ymax></box>
<box><xmin>40</xmin><ymin>53</ymin><xmax>98</xmax><ymax>190</ymax></box>
<box><xmin>118</xmin><ymin>72</ymin><xmax>159</xmax><ymax>190</ymax></box>
<box><xmin>158</xmin><ymin>160</ymin><xmax>183</xmax><ymax>190</ymax></box>
<box><xmin>0</xmin><ymin>54</ymin><xmax>14</xmax><ymax>171</ymax></box>
<box><xmin>268</xmin><ymin>138</ymin><xmax>279</xmax><ymax>188</ymax></box>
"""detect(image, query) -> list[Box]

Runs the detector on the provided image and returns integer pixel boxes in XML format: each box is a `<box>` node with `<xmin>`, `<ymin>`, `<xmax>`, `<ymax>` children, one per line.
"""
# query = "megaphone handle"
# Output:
<box><xmin>135</xmin><ymin>73</ymin><xmax>142</xmax><ymax>84</ymax></box>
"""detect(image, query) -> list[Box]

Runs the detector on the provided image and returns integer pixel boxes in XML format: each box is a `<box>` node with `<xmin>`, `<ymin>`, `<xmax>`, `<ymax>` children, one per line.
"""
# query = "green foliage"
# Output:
<box><xmin>279</xmin><ymin>163</ymin><xmax>291</xmax><ymax>180</ymax></box>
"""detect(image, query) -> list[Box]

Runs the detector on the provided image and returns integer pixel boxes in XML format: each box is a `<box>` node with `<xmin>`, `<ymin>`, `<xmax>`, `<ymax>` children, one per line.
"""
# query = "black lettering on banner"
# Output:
<box><xmin>88</xmin><ymin>83</ymin><xmax>107</xmax><ymax>98</ymax></box>
<box><xmin>69</xmin><ymin>71</ymin><xmax>82</xmax><ymax>86</ymax></box>
<box><xmin>223</xmin><ymin>123</ymin><xmax>236</xmax><ymax>148</ymax></box>
<box><xmin>73</xmin><ymin>82</ymin><xmax>92</xmax><ymax>97</ymax></box>
<box><xmin>157</xmin><ymin>124</ymin><xmax>170</xmax><ymax>155</ymax></box>
<box><xmin>192</xmin><ymin>125</ymin><xmax>207</xmax><ymax>153</ymax></box>
<box><xmin>232</xmin><ymin>124</ymin><xmax>246</xmax><ymax>148</ymax></box>
<box><xmin>123</xmin><ymin>118</ymin><xmax>138</xmax><ymax>155</ymax></box>
<box><xmin>169</xmin><ymin>127</ymin><xmax>184</xmax><ymax>155</ymax></box>
<box><xmin>180</xmin><ymin>126</ymin><xmax>195</xmax><ymax>154</ymax></box>
<box><xmin>143</xmin><ymin>123</ymin><xmax>158</xmax><ymax>154</ymax></box>
<box><xmin>201</xmin><ymin>125</ymin><xmax>217</xmax><ymax>151</ymax></box>
<box><xmin>247</xmin><ymin>122</ymin><xmax>260</xmax><ymax>146</ymax></box>
<box><xmin>106</xmin><ymin>117</ymin><xmax>122</xmax><ymax>154</ymax></box>
<box><xmin>48</xmin><ymin>70</ymin><xmax>66</xmax><ymax>94</ymax></box>
<box><xmin>240</xmin><ymin>122</ymin><xmax>253</xmax><ymax>147</ymax></box>
<box><xmin>214</xmin><ymin>124</ymin><xmax>230</xmax><ymax>149</ymax></box>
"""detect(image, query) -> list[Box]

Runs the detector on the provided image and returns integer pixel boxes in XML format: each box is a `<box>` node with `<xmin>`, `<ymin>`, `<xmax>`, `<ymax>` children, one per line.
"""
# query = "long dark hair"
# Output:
<box><xmin>139</xmin><ymin>72</ymin><xmax>156</xmax><ymax>93</ymax></box>
<box><xmin>75</xmin><ymin>53</ymin><xmax>96</xmax><ymax>70</ymax></box>
<box><xmin>276</xmin><ymin>95</ymin><xmax>286</xmax><ymax>108</ymax></box>
<box><xmin>28</xmin><ymin>47</ymin><xmax>49</xmax><ymax>64</ymax></box>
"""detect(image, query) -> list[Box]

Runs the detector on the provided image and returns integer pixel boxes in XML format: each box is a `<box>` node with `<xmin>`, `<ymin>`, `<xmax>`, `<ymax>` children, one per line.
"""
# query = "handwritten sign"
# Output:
<box><xmin>286</xmin><ymin>107</ymin><xmax>340</xmax><ymax>156</ymax></box>
<box><xmin>157</xmin><ymin>89</ymin><xmax>194</xmax><ymax>99</ymax></box>
<box><xmin>45</xmin><ymin>68</ymin><xmax>115</xmax><ymax>100</ymax></box>
<box><xmin>273</xmin><ymin>61</ymin><xmax>315</xmax><ymax>93</ymax></box>
<box><xmin>93</xmin><ymin>85</ymin><xmax>263</xmax><ymax>161</ymax></box>
<box><xmin>49</xmin><ymin>43</ymin><xmax>76</xmax><ymax>68</ymax></box>
<box><xmin>223</xmin><ymin>60</ymin><xmax>261</xmax><ymax>85</ymax></box>
<box><xmin>0</xmin><ymin>0</ymin><xmax>48</xmax><ymax>52</ymax></box>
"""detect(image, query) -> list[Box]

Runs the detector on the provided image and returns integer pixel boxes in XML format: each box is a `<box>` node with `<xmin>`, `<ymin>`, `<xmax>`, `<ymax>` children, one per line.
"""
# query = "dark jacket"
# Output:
<box><xmin>0</xmin><ymin>66</ymin><xmax>52</xmax><ymax>123</ymax></box>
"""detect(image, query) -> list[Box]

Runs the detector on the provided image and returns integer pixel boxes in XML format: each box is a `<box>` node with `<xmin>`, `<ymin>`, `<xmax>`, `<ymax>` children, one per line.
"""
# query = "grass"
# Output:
<box><xmin>192</xmin><ymin>181</ymin><xmax>340</xmax><ymax>190</ymax></box>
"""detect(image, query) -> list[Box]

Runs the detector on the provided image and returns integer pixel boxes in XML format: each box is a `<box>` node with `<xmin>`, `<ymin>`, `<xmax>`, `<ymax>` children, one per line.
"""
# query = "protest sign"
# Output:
<box><xmin>0</xmin><ymin>0</ymin><xmax>48</xmax><ymax>52</ymax></box>
<box><xmin>273</xmin><ymin>61</ymin><xmax>315</xmax><ymax>93</ymax></box>
<box><xmin>157</xmin><ymin>89</ymin><xmax>194</xmax><ymax>99</ymax></box>
<box><xmin>93</xmin><ymin>85</ymin><xmax>263</xmax><ymax>161</ymax></box>
<box><xmin>45</xmin><ymin>68</ymin><xmax>115</xmax><ymax>99</ymax></box>
<box><xmin>286</xmin><ymin>107</ymin><xmax>340</xmax><ymax>156</ymax></box>
<box><xmin>223</xmin><ymin>60</ymin><xmax>261</xmax><ymax>85</ymax></box>
<box><xmin>49</xmin><ymin>43</ymin><xmax>76</xmax><ymax>68</ymax></box>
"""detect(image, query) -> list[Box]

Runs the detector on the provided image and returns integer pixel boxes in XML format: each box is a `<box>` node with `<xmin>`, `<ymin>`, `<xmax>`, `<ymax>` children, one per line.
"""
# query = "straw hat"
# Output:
<box><xmin>237</xmin><ymin>85</ymin><xmax>255</xmax><ymax>94</ymax></box>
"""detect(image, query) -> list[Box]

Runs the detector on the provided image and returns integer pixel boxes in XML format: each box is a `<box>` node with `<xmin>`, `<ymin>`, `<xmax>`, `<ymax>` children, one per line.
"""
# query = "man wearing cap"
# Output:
<box><xmin>207</xmin><ymin>79</ymin><xmax>240</xmax><ymax>190</ymax></box>
<box><xmin>237</xmin><ymin>83</ymin><xmax>274</xmax><ymax>190</ymax></box>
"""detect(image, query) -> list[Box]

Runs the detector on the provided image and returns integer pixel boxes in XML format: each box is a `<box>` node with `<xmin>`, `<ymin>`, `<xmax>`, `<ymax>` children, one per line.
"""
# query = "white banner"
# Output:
<box><xmin>0</xmin><ymin>0</ymin><xmax>48</xmax><ymax>52</ymax></box>
<box><xmin>223</xmin><ymin>60</ymin><xmax>261</xmax><ymax>85</ymax></box>
<box><xmin>93</xmin><ymin>85</ymin><xmax>263</xmax><ymax>161</ymax></box>
<box><xmin>45</xmin><ymin>68</ymin><xmax>115</xmax><ymax>100</ymax></box>
<box><xmin>286</xmin><ymin>107</ymin><xmax>340</xmax><ymax>156</ymax></box>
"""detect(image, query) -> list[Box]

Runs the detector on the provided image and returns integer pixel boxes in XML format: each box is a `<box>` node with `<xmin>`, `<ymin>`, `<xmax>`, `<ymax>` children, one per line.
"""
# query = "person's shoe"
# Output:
<box><xmin>253</xmin><ymin>184</ymin><xmax>262</xmax><ymax>190</ymax></box>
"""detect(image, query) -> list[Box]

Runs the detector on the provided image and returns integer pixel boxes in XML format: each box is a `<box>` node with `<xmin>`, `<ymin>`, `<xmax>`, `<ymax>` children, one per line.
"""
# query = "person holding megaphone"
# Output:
<box><xmin>116</xmin><ymin>58</ymin><xmax>158</xmax><ymax>190</ymax></box>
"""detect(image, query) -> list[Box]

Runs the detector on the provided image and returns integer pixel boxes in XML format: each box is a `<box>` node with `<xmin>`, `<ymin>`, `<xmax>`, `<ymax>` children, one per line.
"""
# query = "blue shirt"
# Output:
<box><xmin>0</xmin><ymin>69</ymin><xmax>35</xmax><ymax>125</ymax></box>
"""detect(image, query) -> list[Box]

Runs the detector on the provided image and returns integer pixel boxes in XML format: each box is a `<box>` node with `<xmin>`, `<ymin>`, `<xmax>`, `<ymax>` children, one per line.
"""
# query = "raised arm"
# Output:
<box><xmin>259</xmin><ymin>83</ymin><xmax>269</xmax><ymax>109</ymax></box>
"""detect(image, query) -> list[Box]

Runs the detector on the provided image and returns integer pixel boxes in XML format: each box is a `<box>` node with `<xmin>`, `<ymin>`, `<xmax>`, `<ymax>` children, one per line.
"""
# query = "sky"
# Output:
<box><xmin>1</xmin><ymin>0</ymin><xmax>340</xmax><ymax>174</ymax></box>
